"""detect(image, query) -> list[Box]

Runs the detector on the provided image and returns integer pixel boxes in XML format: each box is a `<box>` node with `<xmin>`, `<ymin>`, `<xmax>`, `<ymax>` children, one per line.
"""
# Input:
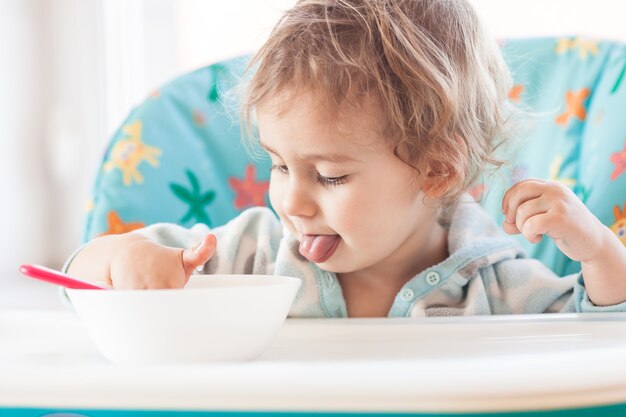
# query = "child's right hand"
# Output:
<box><xmin>109</xmin><ymin>233</ymin><xmax>217</xmax><ymax>289</ymax></box>
<box><xmin>67</xmin><ymin>233</ymin><xmax>217</xmax><ymax>290</ymax></box>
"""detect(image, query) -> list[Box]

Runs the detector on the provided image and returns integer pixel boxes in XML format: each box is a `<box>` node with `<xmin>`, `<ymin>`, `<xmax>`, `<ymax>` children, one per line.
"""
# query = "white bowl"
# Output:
<box><xmin>66</xmin><ymin>275</ymin><xmax>301</xmax><ymax>365</ymax></box>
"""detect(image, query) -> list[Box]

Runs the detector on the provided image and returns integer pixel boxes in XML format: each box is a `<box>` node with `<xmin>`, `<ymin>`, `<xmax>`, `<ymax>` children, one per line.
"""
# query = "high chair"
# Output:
<box><xmin>84</xmin><ymin>37</ymin><xmax>626</xmax><ymax>277</ymax></box>
<box><xmin>4</xmin><ymin>35</ymin><xmax>626</xmax><ymax>417</ymax></box>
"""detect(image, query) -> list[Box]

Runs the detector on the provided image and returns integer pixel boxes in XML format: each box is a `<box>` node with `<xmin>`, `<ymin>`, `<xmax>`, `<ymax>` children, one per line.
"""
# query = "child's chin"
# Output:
<box><xmin>314</xmin><ymin>257</ymin><xmax>354</xmax><ymax>274</ymax></box>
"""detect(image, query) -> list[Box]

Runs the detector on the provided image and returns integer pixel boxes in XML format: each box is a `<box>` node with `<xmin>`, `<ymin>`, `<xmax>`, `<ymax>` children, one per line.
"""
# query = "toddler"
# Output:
<box><xmin>66</xmin><ymin>0</ymin><xmax>626</xmax><ymax>317</ymax></box>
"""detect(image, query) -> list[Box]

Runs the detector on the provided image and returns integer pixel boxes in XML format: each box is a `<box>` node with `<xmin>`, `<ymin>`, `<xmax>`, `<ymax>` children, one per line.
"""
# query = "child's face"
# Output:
<box><xmin>257</xmin><ymin>91</ymin><xmax>443</xmax><ymax>276</ymax></box>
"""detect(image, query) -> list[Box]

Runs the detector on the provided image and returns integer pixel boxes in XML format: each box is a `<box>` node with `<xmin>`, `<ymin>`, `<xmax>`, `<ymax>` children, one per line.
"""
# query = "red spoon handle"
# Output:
<box><xmin>19</xmin><ymin>264</ymin><xmax>106</xmax><ymax>290</ymax></box>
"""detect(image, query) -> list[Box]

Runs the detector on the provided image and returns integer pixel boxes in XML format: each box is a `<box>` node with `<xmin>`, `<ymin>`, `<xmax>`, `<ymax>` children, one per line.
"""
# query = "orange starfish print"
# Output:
<box><xmin>508</xmin><ymin>84</ymin><xmax>524</xmax><ymax>102</ymax></box>
<box><xmin>555</xmin><ymin>88</ymin><xmax>590</xmax><ymax>126</ymax></box>
<box><xmin>610</xmin><ymin>139</ymin><xmax>626</xmax><ymax>181</ymax></box>
<box><xmin>99</xmin><ymin>211</ymin><xmax>145</xmax><ymax>236</ymax></box>
<box><xmin>611</xmin><ymin>204</ymin><xmax>626</xmax><ymax>245</ymax></box>
<box><xmin>229</xmin><ymin>164</ymin><xmax>270</xmax><ymax>210</ymax></box>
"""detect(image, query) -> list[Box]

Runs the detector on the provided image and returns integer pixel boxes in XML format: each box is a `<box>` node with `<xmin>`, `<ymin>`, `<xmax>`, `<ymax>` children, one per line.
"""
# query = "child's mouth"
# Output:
<box><xmin>298</xmin><ymin>234</ymin><xmax>341</xmax><ymax>263</ymax></box>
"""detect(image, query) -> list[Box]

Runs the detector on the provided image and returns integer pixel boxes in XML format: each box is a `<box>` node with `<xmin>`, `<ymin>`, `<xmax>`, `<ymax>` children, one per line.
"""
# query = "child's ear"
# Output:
<box><xmin>422</xmin><ymin>160</ymin><xmax>458</xmax><ymax>198</ymax></box>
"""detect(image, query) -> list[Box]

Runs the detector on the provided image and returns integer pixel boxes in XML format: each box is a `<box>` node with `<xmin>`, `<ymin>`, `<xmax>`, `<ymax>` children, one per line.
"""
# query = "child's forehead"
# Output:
<box><xmin>257</xmin><ymin>88</ymin><xmax>384</xmax><ymax>129</ymax></box>
<box><xmin>256</xmin><ymin>89</ymin><xmax>388</xmax><ymax>152</ymax></box>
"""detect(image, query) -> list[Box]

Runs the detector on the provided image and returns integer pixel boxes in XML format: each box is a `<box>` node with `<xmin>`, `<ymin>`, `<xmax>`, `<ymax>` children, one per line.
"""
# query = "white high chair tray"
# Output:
<box><xmin>1</xmin><ymin>310</ymin><xmax>626</xmax><ymax>413</ymax></box>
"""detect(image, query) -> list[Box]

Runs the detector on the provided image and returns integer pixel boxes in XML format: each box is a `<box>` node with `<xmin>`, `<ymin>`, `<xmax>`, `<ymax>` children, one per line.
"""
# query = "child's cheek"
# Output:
<box><xmin>269</xmin><ymin>182</ymin><xmax>289</xmax><ymax>223</ymax></box>
<box><xmin>268</xmin><ymin>187</ymin><xmax>280</xmax><ymax>213</ymax></box>
<box><xmin>333</xmin><ymin>201</ymin><xmax>368</xmax><ymax>236</ymax></box>
<box><xmin>269</xmin><ymin>180</ymin><xmax>303</xmax><ymax>239</ymax></box>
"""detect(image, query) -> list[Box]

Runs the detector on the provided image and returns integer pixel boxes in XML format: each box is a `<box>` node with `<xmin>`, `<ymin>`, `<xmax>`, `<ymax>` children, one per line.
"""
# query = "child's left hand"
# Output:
<box><xmin>502</xmin><ymin>178</ymin><xmax>626</xmax><ymax>306</ymax></box>
<box><xmin>501</xmin><ymin>179</ymin><xmax>607</xmax><ymax>263</ymax></box>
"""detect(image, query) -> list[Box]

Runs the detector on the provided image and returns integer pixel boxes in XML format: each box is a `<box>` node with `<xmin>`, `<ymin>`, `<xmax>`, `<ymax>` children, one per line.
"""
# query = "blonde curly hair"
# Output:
<box><xmin>242</xmin><ymin>0</ymin><xmax>514</xmax><ymax>206</ymax></box>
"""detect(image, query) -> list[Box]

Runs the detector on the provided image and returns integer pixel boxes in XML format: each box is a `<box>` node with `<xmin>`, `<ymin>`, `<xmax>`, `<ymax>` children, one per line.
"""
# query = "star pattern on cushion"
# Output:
<box><xmin>229</xmin><ymin>164</ymin><xmax>269</xmax><ymax>210</ymax></box>
<box><xmin>612</xmin><ymin>60</ymin><xmax>626</xmax><ymax>94</ymax></box>
<box><xmin>508</xmin><ymin>84</ymin><xmax>524</xmax><ymax>102</ymax></box>
<box><xmin>99</xmin><ymin>211</ymin><xmax>145</xmax><ymax>236</ymax></box>
<box><xmin>611</xmin><ymin>204</ymin><xmax>626</xmax><ymax>245</ymax></box>
<box><xmin>207</xmin><ymin>63</ymin><xmax>227</xmax><ymax>102</ymax></box>
<box><xmin>555</xmin><ymin>37</ymin><xmax>599</xmax><ymax>60</ymax></box>
<box><xmin>170</xmin><ymin>170</ymin><xmax>215</xmax><ymax>226</ymax></box>
<box><xmin>610</xmin><ymin>140</ymin><xmax>626</xmax><ymax>181</ymax></box>
<box><xmin>555</xmin><ymin>88</ymin><xmax>590</xmax><ymax>127</ymax></box>
<box><xmin>103</xmin><ymin>120</ymin><xmax>162</xmax><ymax>186</ymax></box>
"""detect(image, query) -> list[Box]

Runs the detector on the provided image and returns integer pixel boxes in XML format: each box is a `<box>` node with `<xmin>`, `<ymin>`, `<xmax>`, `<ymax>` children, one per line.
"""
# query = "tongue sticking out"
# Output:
<box><xmin>299</xmin><ymin>235</ymin><xmax>341</xmax><ymax>263</ymax></box>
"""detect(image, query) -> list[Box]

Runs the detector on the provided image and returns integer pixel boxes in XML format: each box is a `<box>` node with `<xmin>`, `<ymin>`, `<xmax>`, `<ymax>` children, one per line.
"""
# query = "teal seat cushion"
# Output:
<box><xmin>83</xmin><ymin>56</ymin><xmax>270</xmax><ymax>240</ymax></box>
<box><xmin>84</xmin><ymin>37</ymin><xmax>626</xmax><ymax>277</ymax></box>
<box><xmin>480</xmin><ymin>37</ymin><xmax>626</xmax><ymax>275</ymax></box>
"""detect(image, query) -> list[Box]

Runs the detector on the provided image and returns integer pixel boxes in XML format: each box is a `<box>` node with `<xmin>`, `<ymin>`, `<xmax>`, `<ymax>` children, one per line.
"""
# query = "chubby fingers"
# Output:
<box><xmin>502</xmin><ymin>179</ymin><xmax>546</xmax><ymax>221</ymax></box>
<box><xmin>502</xmin><ymin>179</ymin><xmax>551</xmax><ymax>243</ymax></box>
<box><xmin>94</xmin><ymin>280</ymin><xmax>113</xmax><ymax>289</ymax></box>
<box><xmin>182</xmin><ymin>234</ymin><xmax>217</xmax><ymax>276</ymax></box>
<box><xmin>507</xmin><ymin>211</ymin><xmax>553</xmax><ymax>243</ymax></box>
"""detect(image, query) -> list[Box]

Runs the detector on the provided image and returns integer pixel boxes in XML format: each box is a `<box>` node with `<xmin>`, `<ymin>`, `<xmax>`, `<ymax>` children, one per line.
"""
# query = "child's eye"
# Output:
<box><xmin>270</xmin><ymin>165</ymin><xmax>289</xmax><ymax>175</ymax></box>
<box><xmin>316</xmin><ymin>174</ymin><xmax>349</xmax><ymax>187</ymax></box>
<box><xmin>270</xmin><ymin>165</ymin><xmax>348</xmax><ymax>187</ymax></box>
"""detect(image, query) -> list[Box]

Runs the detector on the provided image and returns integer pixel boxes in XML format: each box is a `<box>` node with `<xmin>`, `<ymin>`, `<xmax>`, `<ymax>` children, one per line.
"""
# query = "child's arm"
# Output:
<box><xmin>65</xmin><ymin>207</ymin><xmax>283</xmax><ymax>290</ymax></box>
<box><xmin>502</xmin><ymin>179</ymin><xmax>626</xmax><ymax>306</ymax></box>
<box><xmin>66</xmin><ymin>232</ymin><xmax>216</xmax><ymax>289</ymax></box>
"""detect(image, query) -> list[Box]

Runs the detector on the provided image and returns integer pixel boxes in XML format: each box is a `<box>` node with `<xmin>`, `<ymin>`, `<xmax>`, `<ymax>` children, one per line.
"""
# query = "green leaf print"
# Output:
<box><xmin>187</xmin><ymin>169</ymin><xmax>200</xmax><ymax>193</ymax></box>
<box><xmin>201</xmin><ymin>191</ymin><xmax>215</xmax><ymax>204</ymax></box>
<box><xmin>170</xmin><ymin>184</ymin><xmax>193</xmax><ymax>201</ymax></box>
<box><xmin>169</xmin><ymin>170</ymin><xmax>215</xmax><ymax>226</ymax></box>
<box><xmin>611</xmin><ymin>60</ymin><xmax>626</xmax><ymax>94</ymax></box>
<box><xmin>207</xmin><ymin>64</ymin><xmax>227</xmax><ymax>103</ymax></box>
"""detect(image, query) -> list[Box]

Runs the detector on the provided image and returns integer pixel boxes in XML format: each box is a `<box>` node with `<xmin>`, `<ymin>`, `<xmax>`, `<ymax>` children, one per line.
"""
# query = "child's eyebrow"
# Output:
<box><xmin>259</xmin><ymin>141</ymin><xmax>361</xmax><ymax>163</ymax></box>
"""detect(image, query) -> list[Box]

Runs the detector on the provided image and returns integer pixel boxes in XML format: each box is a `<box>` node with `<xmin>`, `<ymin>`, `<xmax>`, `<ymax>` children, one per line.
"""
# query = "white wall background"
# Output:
<box><xmin>1</xmin><ymin>0</ymin><xmax>626</xmax><ymax>308</ymax></box>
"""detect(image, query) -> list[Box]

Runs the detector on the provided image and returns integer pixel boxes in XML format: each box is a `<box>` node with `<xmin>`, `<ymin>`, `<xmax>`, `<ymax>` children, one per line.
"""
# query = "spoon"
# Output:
<box><xmin>19</xmin><ymin>264</ymin><xmax>107</xmax><ymax>290</ymax></box>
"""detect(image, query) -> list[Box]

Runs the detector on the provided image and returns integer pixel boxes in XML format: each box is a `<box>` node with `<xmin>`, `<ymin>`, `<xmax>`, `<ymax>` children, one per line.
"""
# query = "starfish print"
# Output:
<box><xmin>170</xmin><ymin>170</ymin><xmax>215</xmax><ymax>226</ymax></box>
<box><xmin>555</xmin><ymin>38</ymin><xmax>572</xmax><ymax>53</ymax></box>
<box><xmin>555</xmin><ymin>88</ymin><xmax>590</xmax><ymax>126</ymax></box>
<box><xmin>508</xmin><ymin>84</ymin><xmax>524</xmax><ymax>102</ymax></box>
<box><xmin>103</xmin><ymin>120</ymin><xmax>162</xmax><ymax>186</ymax></box>
<box><xmin>555</xmin><ymin>37</ymin><xmax>599</xmax><ymax>60</ymax></box>
<box><xmin>99</xmin><ymin>211</ymin><xmax>145</xmax><ymax>236</ymax></box>
<box><xmin>611</xmin><ymin>204</ymin><xmax>626</xmax><ymax>245</ymax></box>
<box><xmin>611</xmin><ymin>60</ymin><xmax>626</xmax><ymax>94</ymax></box>
<box><xmin>229</xmin><ymin>164</ymin><xmax>270</xmax><ymax>210</ymax></box>
<box><xmin>207</xmin><ymin>64</ymin><xmax>227</xmax><ymax>102</ymax></box>
<box><xmin>610</xmin><ymin>140</ymin><xmax>626</xmax><ymax>181</ymax></box>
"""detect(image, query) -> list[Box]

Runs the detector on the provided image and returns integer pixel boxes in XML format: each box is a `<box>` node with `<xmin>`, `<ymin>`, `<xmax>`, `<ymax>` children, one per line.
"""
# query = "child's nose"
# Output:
<box><xmin>282</xmin><ymin>179</ymin><xmax>317</xmax><ymax>218</ymax></box>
